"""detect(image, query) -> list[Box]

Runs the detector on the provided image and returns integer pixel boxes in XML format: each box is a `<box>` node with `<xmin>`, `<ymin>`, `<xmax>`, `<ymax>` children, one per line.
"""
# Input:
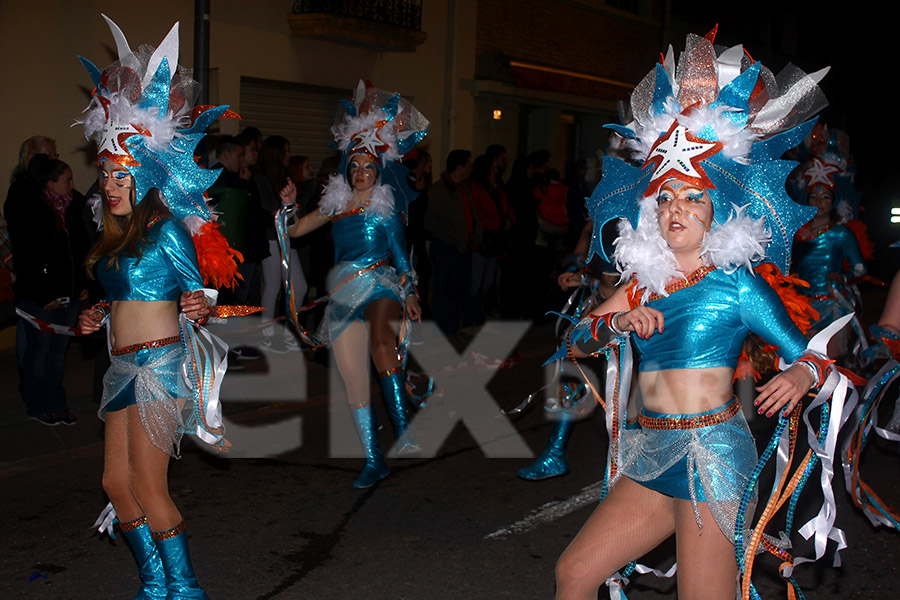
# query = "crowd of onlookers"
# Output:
<box><xmin>203</xmin><ymin>130</ymin><xmax>596</xmax><ymax>341</ymax></box>
<box><xmin>0</xmin><ymin>129</ymin><xmax>594</xmax><ymax>425</ymax></box>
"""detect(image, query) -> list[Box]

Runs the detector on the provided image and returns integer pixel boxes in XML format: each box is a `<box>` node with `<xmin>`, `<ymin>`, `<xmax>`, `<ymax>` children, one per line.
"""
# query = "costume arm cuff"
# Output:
<box><xmin>399</xmin><ymin>270</ymin><xmax>418</xmax><ymax>298</ymax></box>
<box><xmin>185</xmin><ymin>288</ymin><xmax>218</xmax><ymax>325</ymax></box>
<box><xmin>793</xmin><ymin>352</ymin><xmax>832</xmax><ymax>391</ymax></box>
<box><xmin>567</xmin><ymin>313</ymin><xmax>627</xmax><ymax>358</ymax></box>
<box><xmin>90</xmin><ymin>301</ymin><xmax>111</xmax><ymax>325</ymax></box>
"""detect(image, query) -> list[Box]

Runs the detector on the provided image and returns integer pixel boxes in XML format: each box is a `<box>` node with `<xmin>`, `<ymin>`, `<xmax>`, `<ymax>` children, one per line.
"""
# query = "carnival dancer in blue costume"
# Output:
<box><xmin>280</xmin><ymin>81</ymin><xmax>428</xmax><ymax>488</ymax></box>
<box><xmin>516</xmin><ymin>221</ymin><xmax>619</xmax><ymax>481</ymax></box>
<box><xmin>791</xmin><ymin>151</ymin><xmax>867</xmax><ymax>358</ymax></box>
<box><xmin>550</xmin><ymin>28</ymin><xmax>855</xmax><ymax>600</ymax></box>
<box><xmin>76</xmin><ymin>15</ymin><xmax>240</xmax><ymax>599</ymax></box>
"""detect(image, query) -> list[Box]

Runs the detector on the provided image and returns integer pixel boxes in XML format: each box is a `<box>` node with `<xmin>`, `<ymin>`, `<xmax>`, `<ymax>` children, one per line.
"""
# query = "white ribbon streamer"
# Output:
<box><xmin>91</xmin><ymin>501</ymin><xmax>117</xmax><ymax>536</ymax></box>
<box><xmin>776</xmin><ymin>314</ymin><xmax>855</xmax><ymax>577</ymax></box>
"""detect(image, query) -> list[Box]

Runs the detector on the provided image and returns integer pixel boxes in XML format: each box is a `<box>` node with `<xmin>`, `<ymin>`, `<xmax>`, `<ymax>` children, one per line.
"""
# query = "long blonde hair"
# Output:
<box><xmin>85</xmin><ymin>187</ymin><xmax>172</xmax><ymax>277</ymax></box>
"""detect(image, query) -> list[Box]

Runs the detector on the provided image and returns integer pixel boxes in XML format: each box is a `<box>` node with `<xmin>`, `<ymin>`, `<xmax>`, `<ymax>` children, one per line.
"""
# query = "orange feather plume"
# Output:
<box><xmin>192</xmin><ymin>221</ymin><xmax>243</xmax><ymax>290</ymax></box>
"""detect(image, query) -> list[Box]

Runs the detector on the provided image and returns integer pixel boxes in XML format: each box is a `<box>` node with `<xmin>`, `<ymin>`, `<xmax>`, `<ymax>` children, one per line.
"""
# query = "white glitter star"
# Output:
<box><xmin>803</xmin><ymin>157</ymin><xmax>841</xmax><ymax>188</ymax></box>
<box><xmin>350</xmin><ymin>128</ymin><xmax>388</xmax><ymax>157</ymax></box>
<box><xmin>97</xmin><ymin>119</ymin><xmax>141</xmax><ymax>158</ymax></box>
<box><xmin>643</xmin><ymin>122</ymin><xmax>722</xmax><ymax>197</ymax></box>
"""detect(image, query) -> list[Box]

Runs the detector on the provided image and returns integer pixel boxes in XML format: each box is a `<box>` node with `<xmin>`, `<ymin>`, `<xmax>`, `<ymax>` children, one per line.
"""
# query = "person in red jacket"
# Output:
<box><xmin>463</xmin><ymin>154</ymin><xmax>515</xmax><ymax>328</ymax></box>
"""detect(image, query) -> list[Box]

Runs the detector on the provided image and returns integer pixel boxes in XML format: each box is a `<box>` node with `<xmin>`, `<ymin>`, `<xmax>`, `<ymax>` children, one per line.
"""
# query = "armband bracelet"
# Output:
<box><xmin>795</xmin><ymin>352</ymin><xmax>832</xmax><ymax>390</ymax></box>
<box><xmin>91</xmin><ymin>302</ymin><xmax>111</xmax><ymax>323</ymax></box>
<box><xmin>281</xmin><ymin>204</ymin><xmax>298</xmax><ymax>227</ymax></box>
<box><xmin>608</xmin><ymin>311</ymin><xmax>629</xmax><ymax>336</ymax></box>
<box><xmin>399</xmin><ymin>270</ymin><xmax>419</xmax><ymax>299</ymax></box>
<box><xmin>795</xmin><ymin>361</ymin><xmax>820</xmax><ymax>389</ymax></box>
<box><xmin>185</xmin><ymin>314</ymin><xmax>209</xmax><ymax>325</ymax></box>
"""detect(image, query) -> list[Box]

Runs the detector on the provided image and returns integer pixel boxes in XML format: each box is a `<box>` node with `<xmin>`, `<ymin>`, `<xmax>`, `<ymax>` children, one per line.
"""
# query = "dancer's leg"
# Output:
<box><xmin>365</xmin><ymin>298</ymin><xmax>402</xmax><ymax>372</ymax></box>
<box><xmin>334</xmin><ymin>320</ymin><xmax>389</xmax><ymax>487</ymax></box>
<box><xmin>555</xmin><ymin>478</ymin><xmax>675</xmax><ymax>600</ymax></box>
<box><xmin>673</xmin><ymin>499</ymin><xmax>738</xmax><ymax>600</ymax></box>
<box><xmin>104</xmin><ymin>408</ymin><xmax>167</xmax><ymax>599</ymax></box>
<box><xmin>366</xmin><ymin>298</ymin><xmax>419</xmax><ymax>455</ymax></box>
<box><xmin>333</xmin><ymin>320</ymin><xmax>372</xmax><ymax>408</ymax></box>
<box><xmin>102</xmin><ymin>408</ymin><xmax>142</xmax><ymax>522</ymax></box>
<box><xmin>126</xmin><ymin>405</ymin><xmax>181</xmax><ymax>532</ymax></box>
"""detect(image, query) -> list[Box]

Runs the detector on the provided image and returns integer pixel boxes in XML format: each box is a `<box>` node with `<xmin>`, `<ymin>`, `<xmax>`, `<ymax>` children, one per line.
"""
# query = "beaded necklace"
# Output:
<box><xmin>332</xmin><ymin>201</ymin><xmax>370</xmax><ymax>222</ymax></box>
<box><xmin>645</xmin><ymin>264</ymin><xmax>715</xmax><ymax>302</ymax></box>
<box><xmin>796</xmin><ymin>220</ymin><xmax>834</xmax><ymax>241</ymax></box>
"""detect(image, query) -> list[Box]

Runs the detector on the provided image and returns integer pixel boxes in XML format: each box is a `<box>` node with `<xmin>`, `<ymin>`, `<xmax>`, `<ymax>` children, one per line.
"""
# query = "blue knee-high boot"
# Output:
<box><xmin>378</xmin><ymin>369</ymin><xmax>420</xmax><ymax>457</ymax></box>
<box><xmin>351</xmin><ymin>404</ymin><xmax>390</xmax><ymax>488</ymax></box>
<box><xmin>152</xmin><ymin>522</ymin><xmax>208</xmax><ymax>600</ymax></box>
<box><xmin>119</xmin><ymin>516</ymin><xmax>167</xmax><ymax>600</ymax></box>
<box><xmin>517</xmin><ymin>411</ymin><xmax>574</xmax><ymax>480</ymax></box>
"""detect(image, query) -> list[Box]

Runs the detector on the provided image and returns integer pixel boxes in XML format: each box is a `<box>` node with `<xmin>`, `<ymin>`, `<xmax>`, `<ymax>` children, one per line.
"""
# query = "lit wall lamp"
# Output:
<box><xmin>891</xmin><ymin>207</ymin><xmax>900</xmax><ymax>223</ymax></box>
<box><xmin>492</xmin><ymin>109</ymin><xmax>502</xmax><ymax>120</ymax></box>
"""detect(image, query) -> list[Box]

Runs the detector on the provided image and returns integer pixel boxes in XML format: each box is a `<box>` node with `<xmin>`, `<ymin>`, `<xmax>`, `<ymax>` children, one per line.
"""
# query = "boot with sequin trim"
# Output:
<box><xmin>517</xmin><ymin>411</ymin><xmax>574</xmax><ymax>480</ymax></box>
<box><xmin>378</xmin><ymin>369</ymin><xmax>420</xmax><ymax>457</ymax></box>
<box><xmin>351</xmin><ymin>403</ymin><xmax>390</xmax><ymax>488</ymax></box>
<box><xmin>152</xmin><ymin>522</ymin><xmax>208</xmax><ymax>600</ymax></box>
<box><xmin>119</xmin><ymin>515</ymin><xmax>167</xmax><ymax>600</ymax></box>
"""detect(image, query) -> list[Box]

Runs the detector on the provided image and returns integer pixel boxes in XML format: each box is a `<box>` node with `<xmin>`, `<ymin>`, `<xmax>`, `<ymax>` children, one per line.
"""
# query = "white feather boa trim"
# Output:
<box><xmin>613</xmin><ymin>197</ymin><xmax>681</xmax><ymax>300</ymax></box>
<box><xmin>317</xmin><ymin>176</ymin><xmax>395</xmax><ymax>219</ymax></box>
<box><xmin>702</xmin><ymin>204</ymin><xmax>770</xmax><ymax>273</ymax></box>
<box><xmin>78</xmin><ymin>92</ymin><xmax>187</xmax><ymax>153</ymax></box>
<box><xmin>332</xmin><ymin>110</ymin><xmax>401</xmax><ymax>164</ymax></box>
<box><xmin>627</xmin><ymin>100</ymin><xmax>758</xmax><ymax>165</ymax></box>
<box><xmin>613</xmin><ymin>198</ymin><xmax>770</xmax><ymax>300</ymax></box>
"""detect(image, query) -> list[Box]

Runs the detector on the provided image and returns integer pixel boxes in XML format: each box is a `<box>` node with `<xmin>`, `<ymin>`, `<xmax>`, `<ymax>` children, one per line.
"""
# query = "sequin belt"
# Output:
<box><xmin>638</xmin><ymin>396</ymin><xmax>740</xmax><ymax>430</ymax></box>
<box><xmin>111</xmin><ymin>335</ymin><xmax>181</xmax><ymax>356</ymax></box>
<box><xmin>331</xmin><ymin>259</ymin><xmax>389</xmax><ymax>293</ymax></box>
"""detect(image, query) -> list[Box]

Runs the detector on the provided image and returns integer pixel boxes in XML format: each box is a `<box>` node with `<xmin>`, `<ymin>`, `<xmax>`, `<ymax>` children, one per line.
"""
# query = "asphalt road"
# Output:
<box><xmin>1</xmin><ymin>320</ymin><xmax>898</xmax><ymax>599</ymax></box>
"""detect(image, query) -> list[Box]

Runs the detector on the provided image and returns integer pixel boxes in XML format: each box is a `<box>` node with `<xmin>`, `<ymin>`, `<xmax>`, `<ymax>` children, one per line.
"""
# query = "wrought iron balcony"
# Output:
<box><xmin>288</xmin><ymin>0</ymin><xmax>426</xmax><ymax>52</ymax></box>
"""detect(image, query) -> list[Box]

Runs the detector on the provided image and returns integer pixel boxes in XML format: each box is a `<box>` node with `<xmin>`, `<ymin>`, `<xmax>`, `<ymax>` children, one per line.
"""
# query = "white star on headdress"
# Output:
<box><xmin>350</xmin><ymin>127</ymin><xmax>389</xmax><ymax>159</ymax></box>
<box><xmin>642</xmin><ymin>121</ymin><xmax>723</xmax><ymax>197</ymax></box>
<box><xmin>803</xmin><ymin>157</ymin><xmax>841</xmax><ymax>188</ymax></box>
<box><xmin>95</xmin><ymin>99</ymin><xmax>148</xmax><ymax>167</ymax></box>
<box><xmin>98</xmin><ymin>120</ymin><xmax>140</xmax><ymax>156</ymax></box>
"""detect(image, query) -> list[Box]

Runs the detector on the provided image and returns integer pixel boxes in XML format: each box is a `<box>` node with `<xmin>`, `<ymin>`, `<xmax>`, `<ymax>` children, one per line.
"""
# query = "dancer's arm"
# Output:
<box><xmin>279</xmin><ymin>179</ymin><xmax>329</xmax><ymax>237</ymax></box>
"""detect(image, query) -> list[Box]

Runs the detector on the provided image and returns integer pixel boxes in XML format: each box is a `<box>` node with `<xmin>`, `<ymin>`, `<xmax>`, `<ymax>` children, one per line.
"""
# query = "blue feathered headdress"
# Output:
<box><xmin>590</xmin><ymin>27</ymin><xmax>828</xmax><ymax>282</ymax></box>
<box><xmin>78</xmin><ymin>15</ymin><xmax>239</xmax><ymax>233</ymax></box>
<box><xmin>319</xmin><ymin>81</ymin><xmax>429</xmax><ymax>220</ymax></box>
<box><xmin>77</xmin><ymin>15</ymin><xmax>241</xmax><ymax>288</ymax></box>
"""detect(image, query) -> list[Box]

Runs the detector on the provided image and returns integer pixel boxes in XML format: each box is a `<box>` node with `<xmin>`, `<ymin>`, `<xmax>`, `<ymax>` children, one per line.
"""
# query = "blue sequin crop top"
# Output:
<box><xmin>632</xmin><ymin>267</ymin><xmax>809</xmax><ymax>372</ymax></box>
<box><xmin>792</xmin><ymin>223</ymin><xmax>865</xmax><ymax>297</ymax></box>
<box><xmin>331</xmin><ymin>207</ymin><xmax>413</xmax><ymax>278</ymax></box>
<box><xmin>96</xmin><ymin>218</ymin><xmax>204</xmax><ymax>301</ymax></box>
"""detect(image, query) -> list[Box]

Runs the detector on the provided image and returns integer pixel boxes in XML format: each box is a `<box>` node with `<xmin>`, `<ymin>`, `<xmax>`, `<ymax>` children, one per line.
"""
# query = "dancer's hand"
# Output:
<box><xmin>180</xmin><ymin>290</ymin><xmax>210</xmax><ymax>322</ymax></box>
<box><xmin>615</xmin><ymin>307</ymin><xmax>664</xmax><ymax>339</ymax></box>
<box><xmin>78</xmin><ymin>308</ymin><xmax>105</xmax><ymax>334</ymax></box>
<box><xmin>558</xmin><ymin>272</ymin><xmax>583</xmax><ymax>290</ymax></box>
<box><xmin>279</xmin><ymin>179</ymin><xmax>297</xmax><ymax>206</ymax></box>
<box><xmin>754</xmin><ymin>364</ymin><xmax>814</xmax><ymax>418</ymax></box>
<box><xmin>406</xmin><ymin>295</ymin><xmax>422</xmax><ymax>322</ymax></box>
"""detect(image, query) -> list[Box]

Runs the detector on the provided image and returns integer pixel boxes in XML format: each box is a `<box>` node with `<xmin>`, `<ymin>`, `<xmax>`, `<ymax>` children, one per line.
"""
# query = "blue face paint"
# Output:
<box><xmin>655</xmin><ymin>180</ymin><xmax>713</xmax><ymax>228</ymax></box>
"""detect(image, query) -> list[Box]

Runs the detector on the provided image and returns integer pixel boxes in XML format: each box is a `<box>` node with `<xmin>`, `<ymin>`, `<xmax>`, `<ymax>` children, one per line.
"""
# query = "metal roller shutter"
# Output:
<box><xmin>239</xmin><ymin>77</ymin><xmax>351</xmax><ymax>175</ymax></box>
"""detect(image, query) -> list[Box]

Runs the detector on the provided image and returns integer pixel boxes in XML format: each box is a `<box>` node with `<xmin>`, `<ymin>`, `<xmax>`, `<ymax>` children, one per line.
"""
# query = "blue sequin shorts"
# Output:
<box><xmin>620</xmin><ymin>397</ymin><xmax>757</xmax><ymax>504</ymax></box>
<box><xmin>99</xmin><ymin>337</ymin><xmax>183</xmax><ymax>416</ymax></box>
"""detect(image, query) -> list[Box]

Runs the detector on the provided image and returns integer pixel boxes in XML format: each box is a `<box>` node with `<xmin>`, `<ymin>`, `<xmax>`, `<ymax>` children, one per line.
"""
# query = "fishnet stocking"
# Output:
<box><xmin>674</xmin><ymin>498</ymin><xmax>738</xmax><ymax>600</ymax></box>
<box><xmin>555</xmin><ymin>478</ymin><xmax>674</xmax><ymax>600</ymax></box>
<box><xmin>102</xmin><ymin>405</ymin><xmax>181</xmax><ymax>531</ymax></box>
